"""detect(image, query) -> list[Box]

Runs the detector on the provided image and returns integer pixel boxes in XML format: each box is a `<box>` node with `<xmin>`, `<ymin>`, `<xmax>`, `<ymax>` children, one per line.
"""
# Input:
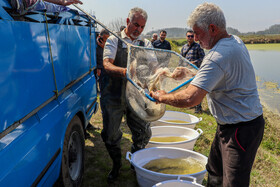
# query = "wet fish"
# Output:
<box><xmin>147</xmin><ymin>66</ymin><xmax>196</xmax><ymax>92</ymax></box>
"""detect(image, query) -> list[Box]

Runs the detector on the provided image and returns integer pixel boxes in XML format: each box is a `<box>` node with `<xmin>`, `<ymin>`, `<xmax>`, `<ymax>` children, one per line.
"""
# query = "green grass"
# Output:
<box><xmin>84</xmin><ymin>97</ymin><xmax>280</xmax><ymax>186</ymax></box>
<box><xmin>245</xmin><ymin>43</ymin><xmax>280</xmax><ymax>51</ymax></box>
<box><xmin>165</xmin><ymin>100</ymin><xmax>216</xmax><ymax>158</ymax></box>
<box><xmin>169</xmin><ymin>37</ymin><xmax>280</xmax><ymax>52</ymax></box>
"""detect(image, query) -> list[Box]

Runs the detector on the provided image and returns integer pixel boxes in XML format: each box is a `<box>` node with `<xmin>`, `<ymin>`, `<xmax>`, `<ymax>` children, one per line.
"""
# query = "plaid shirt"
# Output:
<box><xmin>180</xmin><ymin>42</ymin><xmax>205</xmax><ymax>68</ymax></box>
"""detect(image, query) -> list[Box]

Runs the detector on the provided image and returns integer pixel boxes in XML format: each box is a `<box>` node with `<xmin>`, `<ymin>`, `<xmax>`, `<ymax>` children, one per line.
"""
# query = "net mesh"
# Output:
<box><xmin>126</xmin><ymin>45</ymin><xmax>198</xmax><ymax>122</ymax></box>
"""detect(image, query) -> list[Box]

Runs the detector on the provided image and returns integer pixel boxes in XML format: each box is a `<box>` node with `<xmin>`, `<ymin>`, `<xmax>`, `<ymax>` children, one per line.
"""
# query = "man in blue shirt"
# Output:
<box><xmin>152</xmin><ymin>30</ymin><xmax>171</xmax><ymax>67</ymax></box>
<box><xmin>152</xmin><ymin>30</ymin><xmax>171</xmax><ymax>50</ymax></box>
<box><xmin>181</xmin><ymin>30</ymin><xmax>205</xmax><ymax>113</ymax></box>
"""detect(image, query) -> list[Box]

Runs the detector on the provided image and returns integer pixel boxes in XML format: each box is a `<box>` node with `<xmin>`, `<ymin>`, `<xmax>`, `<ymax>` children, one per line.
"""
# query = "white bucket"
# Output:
<box><xmin>151</xmin><ymin>111</ymin><xmax>202</xmax><ymax>129</ymax></box>
<box><xmin>146</xmin><ymin>126</ymin><xmax>203</xmax><ymax>150</ymax></box>
<box><xmin>126</xmin><ymin>147</ymin><xmax>207</xmax><ymax>187</ymax></box>
<box><xmin>153</xmin><ymin>176</ymin><xmax>204</xmax><ymax>187</ymax></box>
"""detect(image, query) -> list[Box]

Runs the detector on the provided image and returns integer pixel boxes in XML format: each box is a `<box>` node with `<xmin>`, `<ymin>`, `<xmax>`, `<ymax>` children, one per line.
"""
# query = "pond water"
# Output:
<box><xmin>249</xmin><ymin>50</ymin><xmax>280</xmax><ymax>83</ymax></box>
<box><xmin>249</xmin><ymin>50</ymin><xmax>280</xmax><ymax>114</ymax></box>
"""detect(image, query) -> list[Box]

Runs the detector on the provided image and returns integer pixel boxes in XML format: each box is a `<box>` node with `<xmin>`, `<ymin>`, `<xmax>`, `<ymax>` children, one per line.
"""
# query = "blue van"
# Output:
<box><xmin>0</xmin><ymin>1</ymin><xmax>98</xmax><ymax>186</ymax></box>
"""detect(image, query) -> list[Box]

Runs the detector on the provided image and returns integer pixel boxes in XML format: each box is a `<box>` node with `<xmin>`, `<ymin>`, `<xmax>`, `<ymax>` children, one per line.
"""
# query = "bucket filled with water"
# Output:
<box><xmin>153</xmin><ymin>176</ymin><xmax>204</xmax><ymax>187</ymax></box>
<box><xmin>126</xmin><ymin>147</ymin><xmax>207</xmax><ymax>187</ymax></box>
<box><xmin>151</xmin><ymin>111</ymin><xmax>202</xmax><ymax>129</ymax></box>
<box><xmin>146</xmin><ymin>126</ymin><xmax>203</xmax><ymax>150</ymax></box>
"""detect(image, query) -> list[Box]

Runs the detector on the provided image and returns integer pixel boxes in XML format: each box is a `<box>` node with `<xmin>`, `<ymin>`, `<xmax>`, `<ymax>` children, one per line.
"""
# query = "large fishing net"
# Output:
<box><xmin>72</xmin><ymin>5</ymin><xmax>198</xmax><ymax>122</ymax></box>
<box><xmin>126</xmin><ymin>45</ymin><xmax>198</xmax><ymax>121</ymax></box>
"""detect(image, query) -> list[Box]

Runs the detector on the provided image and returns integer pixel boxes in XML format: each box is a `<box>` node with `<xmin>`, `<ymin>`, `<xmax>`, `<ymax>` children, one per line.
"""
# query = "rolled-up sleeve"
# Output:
<box><xmin>191</xmin><ymin>60</ymin><xmax>224</xmax><ymax>93</ymax></box>
<box><xmin>103</xmin><ymin>36</ymin><xmax>118</xmax><ymax>60</ymax></box>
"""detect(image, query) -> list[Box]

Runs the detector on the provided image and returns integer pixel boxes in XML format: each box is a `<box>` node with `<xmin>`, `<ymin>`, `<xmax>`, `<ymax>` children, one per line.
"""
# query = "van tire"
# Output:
<box><xmin>60</xmin><ymin>116</ymin><xmax>85</xmax><ymax>187</ymax></box>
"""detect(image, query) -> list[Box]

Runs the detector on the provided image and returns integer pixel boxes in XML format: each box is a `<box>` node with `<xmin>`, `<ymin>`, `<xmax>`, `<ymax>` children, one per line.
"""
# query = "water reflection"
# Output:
<box><xmin>249</xmin><ymin>50</ymin><xmax>280</xmax><ymax>83</ymax></box>
<box><xmin>249</xmin><ymin>50</ymin><xmax>280</xmax><ymax>115</ymax></box>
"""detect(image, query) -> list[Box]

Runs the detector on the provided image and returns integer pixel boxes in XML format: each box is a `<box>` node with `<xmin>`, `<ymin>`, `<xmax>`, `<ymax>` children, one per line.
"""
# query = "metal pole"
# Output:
<box><xmin>73</xmin><ymin>4</ymin><xmax>128</xmax><ymax>45</ymax></box>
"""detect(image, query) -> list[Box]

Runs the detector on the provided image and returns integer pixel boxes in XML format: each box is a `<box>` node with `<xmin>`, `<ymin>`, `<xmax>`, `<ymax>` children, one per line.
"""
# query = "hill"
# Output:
<box><xmin>146</xmin><ymin>27</ymin><xmax>190</xmax><ymax>38</ymax></box>
<box><xmin>145</xmin><ymin>24</ymin><xmax>280</xmax><ymax>39</ymax></box>
<box><xmin>246</xmin><ymin>24</ymin><xmax>280</xmax><ymax>35</ymax></box>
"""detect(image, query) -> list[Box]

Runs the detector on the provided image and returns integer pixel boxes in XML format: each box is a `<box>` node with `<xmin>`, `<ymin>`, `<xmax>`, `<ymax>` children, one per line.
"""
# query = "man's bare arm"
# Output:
<box><xmin>103</xmin><ymin>58</ymin><xmax>127</xmax><ymax>77</ymax></box>
<box><xmin>45</xmin><ymin>0</ymin><xmax>82</xmax><ymax>6</ymax></box>
<box><xmin>150</xmin><ymin>84</ymin><xmax>208</xmax><ymax>108</ymax></box>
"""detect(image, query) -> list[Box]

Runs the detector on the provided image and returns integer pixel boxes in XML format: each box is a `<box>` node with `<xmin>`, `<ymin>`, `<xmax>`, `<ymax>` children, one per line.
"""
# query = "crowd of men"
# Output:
<box><xmin>11</xmin><ymin>1</ymin><xmax>265</xmax><ymax>186</ymax></box>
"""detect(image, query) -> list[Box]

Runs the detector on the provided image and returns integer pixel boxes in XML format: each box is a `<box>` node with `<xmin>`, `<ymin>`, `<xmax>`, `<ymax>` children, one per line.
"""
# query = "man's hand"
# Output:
<box><xmin>97</xmin><ymin>69</ymin><xmax>101</xmax><ymax>77</ymax></box>
<box><xmin>62</xmin><ymin>0</ymin><xmax>83</xmax><ymax>6</ymax></box>
<box><xmin>191</xmin><ymin>61</ymin><xmax>198</xmax><ymax>67</ymax></box>
<box><xmin>150</xmin><ymin>90</ymin><xmax>167</xmax><ymax>103</ymax></box>
<box><xmin>123</xmin><ymin>68</ymin><xmax>127</xmax><ymax>77</ymax></box>
<box><xmin>45</xmin><ymin>0</ymin><xmax>83</xmax><ymax>6</ymax></box>
<box><xmin>97</xmin><ymin>36</ymin><xmax>105</xmax><ymax>48</ymax></box>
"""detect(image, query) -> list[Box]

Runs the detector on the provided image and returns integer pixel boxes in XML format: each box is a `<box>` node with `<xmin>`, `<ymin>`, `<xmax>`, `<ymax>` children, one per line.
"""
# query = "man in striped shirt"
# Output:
<box><xmin>181</xmin><ymin>30</ymin><xmax>205</xmax><ymax>68</ymax></box>
<box><xmin>181</xmin><ymin>30</ymin><xmax>205</xmax><ymax>113</ymax></box>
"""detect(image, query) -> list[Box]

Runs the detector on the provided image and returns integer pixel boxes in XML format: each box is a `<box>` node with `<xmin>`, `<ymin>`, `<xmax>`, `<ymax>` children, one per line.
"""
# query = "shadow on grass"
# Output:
<box><xmin>82</xmin><ymin>124</ymin><xmax>139</xmax><ymax>187</ymax></box>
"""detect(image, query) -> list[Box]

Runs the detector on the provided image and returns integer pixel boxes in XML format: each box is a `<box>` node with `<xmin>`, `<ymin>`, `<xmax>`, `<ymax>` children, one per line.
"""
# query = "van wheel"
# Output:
<box><xmin>60</xmin><ymin>116</ymin><xmax>85</xmax><ymax>186</ymax></box>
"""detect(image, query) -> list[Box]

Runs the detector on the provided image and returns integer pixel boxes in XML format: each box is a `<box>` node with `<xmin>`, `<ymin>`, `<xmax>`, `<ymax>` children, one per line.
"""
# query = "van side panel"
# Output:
<box><xmin>0</xmin><ymin>4</ymin><xmax>97</xmax><ymax>185</ymax></box>
<box><xmin>0</xmin><ymin>19</ymin><xmax>96</xmax><ymax>134</ymax></box>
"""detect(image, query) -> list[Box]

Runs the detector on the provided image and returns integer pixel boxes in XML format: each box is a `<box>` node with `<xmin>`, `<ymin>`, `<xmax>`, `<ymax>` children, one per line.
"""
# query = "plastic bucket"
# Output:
<box><xmin>146</xmin><ymin>126</ymin><xmax>203</xmax><ymax>150</ymax></box>
<box><xmin>151</xmin><ymin>111</ymin><xmax>202</xmax><ymax>129</ymax></box>
<box><xmin>153</xmin><ymin>176</ymin><xmax>204</xmax><ymax>187</ymax></box>
<box><xmin>126</xmin><ymin>147</ymin><xmax>207</xmax><ymax>187</ymax></box>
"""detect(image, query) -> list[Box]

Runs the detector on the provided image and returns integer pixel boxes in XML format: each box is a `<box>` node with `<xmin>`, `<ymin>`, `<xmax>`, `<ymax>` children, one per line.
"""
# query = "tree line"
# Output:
<box><xmin>146</xmin><ymin>24</ymin><xmax>280</xmax><ymax>42</ymax></box>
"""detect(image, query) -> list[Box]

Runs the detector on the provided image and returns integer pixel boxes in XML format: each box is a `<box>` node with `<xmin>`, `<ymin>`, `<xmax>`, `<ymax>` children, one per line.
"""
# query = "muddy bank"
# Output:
<box><xmin>257</xmin><ymin>80</ymin><xmax>280</xmax><ymax>115</ymax></box>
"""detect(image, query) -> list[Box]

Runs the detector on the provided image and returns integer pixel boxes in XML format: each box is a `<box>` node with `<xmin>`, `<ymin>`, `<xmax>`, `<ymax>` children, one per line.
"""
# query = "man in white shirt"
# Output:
<box><xmin>101</xmin><ymin>7</ymin><xmax>153</xmax><ymax>182</ymax></box>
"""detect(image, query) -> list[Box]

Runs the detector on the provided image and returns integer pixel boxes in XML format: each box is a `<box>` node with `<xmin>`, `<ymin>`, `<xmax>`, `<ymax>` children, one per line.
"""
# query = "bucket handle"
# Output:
<box><xmin>198</xmin><ymin>117</ymin><xmax>202</xmax><ymax>122</ymax></box>
<box><xmin>177</xmin><ymin>175</ymin><xmax>197</xmax><ymax>183</ymax></box>
<box><xmin>126</xmin><ymin>152</ymin><xmax>132</xmax><ymax>163</ymax></box>
<box><xmin>196</xmin><ymin>128</ymin><xmax>203</xmax><ymax>135</ymax></box>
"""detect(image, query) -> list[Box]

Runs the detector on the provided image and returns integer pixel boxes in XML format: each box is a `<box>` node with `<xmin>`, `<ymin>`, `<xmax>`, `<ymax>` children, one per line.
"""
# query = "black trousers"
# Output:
<box><xmin>206</xmin><ymin>115</ymin><xmax>265</xmax><ymax>187</ymax></box>
<box><xmin>100</xmin><ymin>95</ymin><xmax>151</xmax><ymax>164</ymax></box>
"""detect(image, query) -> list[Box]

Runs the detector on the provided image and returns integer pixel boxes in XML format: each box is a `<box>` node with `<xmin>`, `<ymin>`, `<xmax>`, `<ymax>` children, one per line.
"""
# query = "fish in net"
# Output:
<box><xmin>126</xmin><ymin>45</ymin><xmax>198</xmax><ymax>121</ymax></box>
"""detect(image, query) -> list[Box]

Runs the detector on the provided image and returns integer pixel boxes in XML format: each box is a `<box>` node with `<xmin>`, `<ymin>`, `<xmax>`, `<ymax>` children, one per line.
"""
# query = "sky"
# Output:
<box><xmin>74</xmin><ymin>0</ymin><xmax>280</xmax><ymax>34</ymax></box>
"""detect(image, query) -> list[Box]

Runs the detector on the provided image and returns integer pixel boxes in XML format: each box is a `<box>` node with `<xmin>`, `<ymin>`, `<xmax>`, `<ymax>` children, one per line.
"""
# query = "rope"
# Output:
<box><xmin>44</xmin><ymin>10</ymin><xmax>59</xmax><ymax>99</ymax></box>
